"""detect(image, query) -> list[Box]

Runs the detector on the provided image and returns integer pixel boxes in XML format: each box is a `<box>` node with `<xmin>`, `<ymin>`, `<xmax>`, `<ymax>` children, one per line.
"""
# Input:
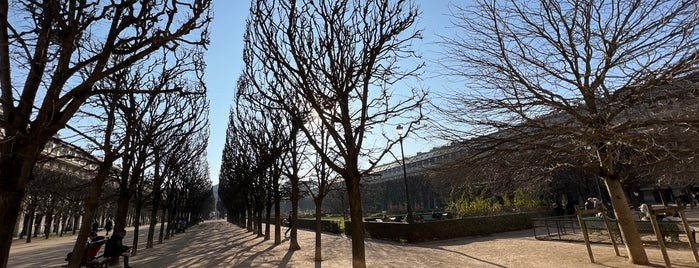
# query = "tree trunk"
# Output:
<box><xmin>52</xmin><ymin>212</ymin><xmax>60</xmax><ymax>236</ymax></box>
<box><xmin>114</xmin><ymin>187</ymin><xmax>131</xmax><ymax>233</ymax></box>
<box><xmin>165</xmin><ymin>209</ymin><xmax>174</xmax><ymax>239</ymax></box>
<box><xmin>256</xmin><ymin>209</ymin><xmax>261</xmax><ymax>236</ymax></box>
<box><xmin>59</xmin><ymin>215</ymin><xmax>67</xmax><ymax>237</ymax></box>
<box><xmin>239</xmin><ymin>208</ymin><xmax>246</xmax><ymax>228</ymax></box>
<box><xmin>19</xmin><ymin>213</ymin><xmax>30</xmax><ymax>239</ymax></box>
<box><xmin>604</xmin><ymin>177</ymin><xmax>649</xmax><ymax>264</ymax></box>
<box><xmin>44</xmin><ymin>208</ymin><xmax>54</xmax><ymax>239</ymax></box>
<box><xmin>247</xmin><ymin>206</ymin><xmax>254</xmax><ymax>232</ymax></box>
<box><xmin>147</xmin><ymin>154</ymin><xmax>164</xmax><ymax>249</ymax></box>
<box><xmin>25</xmin><ymin>211</ymin><xmax>35</xmax><ymax>243</ymax></box>
<box><xmin>346</xmin><ymin>173</ymin><xmax>366</xmax><ymax>268</ymax></box>
<box><xmin>264</xmin><ymin>191</ymin><xmax>271</xmax><ymax>241</ymax></box>
<box><xmin>147</xmin><ymin>202</ymin><xmax>160</xmax><ymax>248</ymax></box>
<box><xmin>66</xmin><ymin>160</ymin><xmax>114</xmax><ymax>268</ymax></box>
<box><xmin>314</xmin><ymin>198</ymin><xmax>323</xmax><ymax>261</ymax></box>
<box><xmin>131</xmin><ymin>204</ymin><xmax>142</xmax><ymax>256</ymax></box>
<box><xmin>289</xmin><ymin>177</ymin><xmax>301</xmax><ymax>250</ymax></box>
<box><xmin>0</xmin><ymin>189</ymin><xmax>26</xmax><ymax>266</ymax></box>
<box><xmin>71</xmin><ymin>210</ymin><xmax>80</xmax><ymax>235</ymax></box>
<box><xmin>158</xmin><ymin>206</ymin><xmax>167</xmax><ymax>244</ymax></box>
<box><xmin>274</xmin><ymin>178</ymin><xmax>281</xmax><ymax>245</ymax></box>
<box><xmin>164</xmin><ymin>184</ymin><xmax>175</xmax><ymax>240</ymax></box>
<box><xmin>0</xmin><ymin>140</ymin><xmax>41</xmax><ymax>267</ymax></box>
<box><xmin>33</xmin><ymin>214</ymin><xmax>43</xmax><ymax>238</ymax></box>
<box><xmin>147</xmin><ymin>204</ymin><xmax>157</xmax><ymax>249</ymax></box>
<box><xmin>130</xmin><ymin>172</ymin><xmax>146</xmax><ymax>255</ymax></box>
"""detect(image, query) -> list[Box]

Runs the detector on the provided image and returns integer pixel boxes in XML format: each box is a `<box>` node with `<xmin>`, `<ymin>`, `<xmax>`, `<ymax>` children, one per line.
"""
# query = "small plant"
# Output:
<box><xmin>446</xmin><ymin>187</ymin><xmax>501</xmax><ymax>217</ymax></box>
<box><xmin>447</xmin><ymin>187</ymin><xmax>542</xmax><ymax>218</ymax></box>
<box><xmin>510</xmin><ymin>189</ymin><xmax>542</xmax><ymax>212</ymax></box>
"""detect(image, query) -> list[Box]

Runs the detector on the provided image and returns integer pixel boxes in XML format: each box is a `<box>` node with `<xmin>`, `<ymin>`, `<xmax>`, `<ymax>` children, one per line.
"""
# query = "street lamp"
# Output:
<box><xmin>396</xmin><ymin>125</ymin><xmax>414</xmax><ymax>224</ymax></box>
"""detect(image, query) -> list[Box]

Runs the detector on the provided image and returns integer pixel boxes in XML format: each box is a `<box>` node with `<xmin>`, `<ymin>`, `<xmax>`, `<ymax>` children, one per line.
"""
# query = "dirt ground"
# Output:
<box><xmin>8</xmin><ymin>218</ymin><xmax>699</xmax><ymax>268</ymax></box>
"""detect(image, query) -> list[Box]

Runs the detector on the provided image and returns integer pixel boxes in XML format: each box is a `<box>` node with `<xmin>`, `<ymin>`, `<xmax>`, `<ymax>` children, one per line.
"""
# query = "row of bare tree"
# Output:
<box><xmin>220</xmin><ymin>0</ymin><xmax>699</xmax><ymax>267</ymax></box>
<box><xmin>17</xmin><ymin>168</ymin><xmax>100</xmax><ymax>243</ymax></box>
<box><xmin>0</xmin><ymin>1</ymin><xmax>214</xmax><ymax>268</ymax></box>
<box><xmin>217</xmin><ymin>0</ymin><xmax>426</xmax><ymax>267</ymax></box>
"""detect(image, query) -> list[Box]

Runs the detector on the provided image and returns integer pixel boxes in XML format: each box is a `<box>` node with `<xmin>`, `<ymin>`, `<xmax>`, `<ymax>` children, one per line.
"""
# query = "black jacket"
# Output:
<box><xmin>104</xmin><ymin>233</ymin><xmax>127</xmax><ymax>257</ymax></box>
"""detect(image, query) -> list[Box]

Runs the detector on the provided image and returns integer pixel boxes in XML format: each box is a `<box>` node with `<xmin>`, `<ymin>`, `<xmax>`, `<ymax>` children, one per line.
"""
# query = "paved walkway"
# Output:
<box><xmin>8</xmin><ymin>215</ymin><xmax>699</xmax><ymax>267</ymax></box>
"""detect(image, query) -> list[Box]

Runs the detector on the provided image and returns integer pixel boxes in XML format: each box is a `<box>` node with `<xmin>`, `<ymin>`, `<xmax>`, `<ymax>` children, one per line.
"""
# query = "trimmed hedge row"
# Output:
<box><xmin>296</xmin><ymin>218</ymin><xmax>342</xmax><ymax>234</ymax></box>
<box><xmin>290</xmin><ymin>213</ymin><xmax>537</xmax><ymax>243</ymax></box>
<box><xmin>362</xmin><ymin>213</ymin><xmax>535</xmax><ymax>243</ymax></box>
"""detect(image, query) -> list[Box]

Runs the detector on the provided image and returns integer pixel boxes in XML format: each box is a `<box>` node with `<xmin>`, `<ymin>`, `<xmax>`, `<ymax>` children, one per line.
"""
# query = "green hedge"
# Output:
<box><xmin>362</xmin><ymin>213</ymin><xmax>535</xmax><ymax>243</ymax></box>
<box><xmin>296</xmin><ymin>218</ymin><xmax>342</xmax><ymax>234</ymax></box>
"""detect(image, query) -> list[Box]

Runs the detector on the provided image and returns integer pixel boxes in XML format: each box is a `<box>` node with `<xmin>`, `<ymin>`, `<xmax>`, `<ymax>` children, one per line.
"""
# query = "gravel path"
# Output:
<box><xmin>9</xmin><ymin>219</ymin><xmax>699</xmax><ymax>267</ymax></box>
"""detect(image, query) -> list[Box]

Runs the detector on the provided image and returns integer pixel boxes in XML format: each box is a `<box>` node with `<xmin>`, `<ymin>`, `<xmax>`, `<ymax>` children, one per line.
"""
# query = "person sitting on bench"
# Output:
<box><xmin>104</xmin><ymin>229</ymin><xmax>132</xmax><ymax>268</ymax></box>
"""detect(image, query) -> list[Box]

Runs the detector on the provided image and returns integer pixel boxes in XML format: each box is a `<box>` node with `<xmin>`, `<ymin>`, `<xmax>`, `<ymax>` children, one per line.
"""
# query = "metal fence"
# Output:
<box><xmin>532</xmin><ymin>215</ymin><xmax>698</xmax><ymax>245</ymax></box>
<box><xmin>533</xmin><ymin>216</ymin><xmax>592</xmax><ymax>242</ymax></box>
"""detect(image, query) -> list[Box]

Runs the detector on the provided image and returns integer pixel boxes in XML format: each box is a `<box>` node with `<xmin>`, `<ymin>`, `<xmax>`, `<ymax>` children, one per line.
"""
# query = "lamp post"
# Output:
<box><xmin>396</xmin><ymin>125</ymin><xmax>414</xmax><ymax>224</ymax></box>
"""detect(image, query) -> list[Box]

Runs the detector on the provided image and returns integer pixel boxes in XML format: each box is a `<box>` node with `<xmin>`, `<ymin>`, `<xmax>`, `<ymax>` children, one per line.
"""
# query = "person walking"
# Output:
<box><xmin>284</xmin><ymin>211</ymin><xmax>293</xmax><ymax>237</ymax></box>
<box><xmin>105</xmin><ymin>218</ymin><xmax>113</xmax><ymax>236</ymax></box>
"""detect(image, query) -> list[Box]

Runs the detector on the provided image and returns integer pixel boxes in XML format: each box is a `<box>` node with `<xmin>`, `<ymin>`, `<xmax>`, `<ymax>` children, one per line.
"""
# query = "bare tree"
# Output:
<box><xmin>218</xmin><ymin>105</ymin><xmax>266</xmax><ymax>234</ymax></box>
<box><xmin>435</xmin><ymin>0</ymin><xmax>699</xmax><ymax>264</ymax></box>
<box><xmin>62</xmin><ymin>88</ymin><xmax>128</xmax><ymax>268</ymax></box>
<box><xmin>129</xmin><ymin>89</ymin><xmax>208</xmax><ymax>254</ymax></box>
<box><xmin>0</xmin><ymin>1</ymin><xmax>211</xmax><ymax>265</ymax></box>
<box><xmin>243</xmin><ymin>1</ymin><xmax>425</xmax><ymax>266</ymax></box>
<box><xmin>218</xmin><ymin>109</ymin><xmax>253</xmax><ymax>228</ymax></box>
<box><xmin>301</xmin><ymin>124</ymin><xmax>342</xmax><ymax>261</ymax></box>
<box><xmin>232</xmin><ymin>104</ymin><xmax>267</xmax><ymax>237</ymax></box>
<box><xmin>269</xmin><ymin>156</ymin><xmax>286</xmax><ymax>245</ymax></box>
<box><xmin>112</xmin><ymin>47</ymin><xmax>207</xmax><ymax>233</ymax></box>
<box><xmin>28</xmin><ymin>168</ymin><xmax>79</xmax><ymax>240</ymax></box>
<box><xmin>158</xmin><ymin>142</ymin><xmax>210</xmax><ymax>241</ymax></box>
<box><xmin>120</xmin><ymin>75</ymin><xmax>207</xmax><ymax>249</ymax></box>
<box><xmin>59</xmin><ymin>45</ymin><xmax>206</xmax><ymax>266</ymax></box>
<box><xmin>242</xmin><ymin>104</ymin><xmax>291</xmax><ymax>243</ymax></box>
<box><xmin>176</xmin><ymin>151</ymin><xmax>212</xmax><ymax>225</ymax></box>
<box><xmin>280</xmin><ymin>125</ymin><xmax>304</xmax><ymax>251</ymax></box>
<box><xmin>147</xmin><ymin>112</ymin><xmax>208</xmax><ymax>249</ymax></box>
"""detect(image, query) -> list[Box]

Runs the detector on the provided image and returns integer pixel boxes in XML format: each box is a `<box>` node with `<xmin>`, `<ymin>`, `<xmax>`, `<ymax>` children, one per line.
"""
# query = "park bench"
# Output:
<box><xmin>583</xmin><ymin>218</ymin><xmax>696</xmax><ymax>243</ymax></box>
<box><xmin>84</xmin><ymin>254</ymin><xmax>117</xmax><ymax>268</ymax></box>
<box><xmin>63</xmin><ymin>238</ymin><xmax>118</xmax><ymax>268</ymax></box>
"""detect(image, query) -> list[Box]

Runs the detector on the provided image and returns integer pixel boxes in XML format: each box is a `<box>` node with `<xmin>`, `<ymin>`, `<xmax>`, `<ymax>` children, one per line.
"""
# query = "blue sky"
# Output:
<box><xmin>204</xmin><ymin>1</ymin><xmax>458</xmax><ymax>185</ymax></box>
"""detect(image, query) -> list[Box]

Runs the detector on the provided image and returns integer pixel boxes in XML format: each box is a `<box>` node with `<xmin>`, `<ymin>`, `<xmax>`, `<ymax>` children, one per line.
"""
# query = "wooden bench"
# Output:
<box><xmin>62</xmin><ymin>238</ymin><xmax>120</xmax><ymax>268</ymax></box>
<box><xmin>583</xmin><ymin>218</ymin><xmax>695</xmax><ymax>242</ymax></box>
<box><xmin>85</xmin><ymin>255</ymin><xmax>116</xmax><ymax>268</ymax></box>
